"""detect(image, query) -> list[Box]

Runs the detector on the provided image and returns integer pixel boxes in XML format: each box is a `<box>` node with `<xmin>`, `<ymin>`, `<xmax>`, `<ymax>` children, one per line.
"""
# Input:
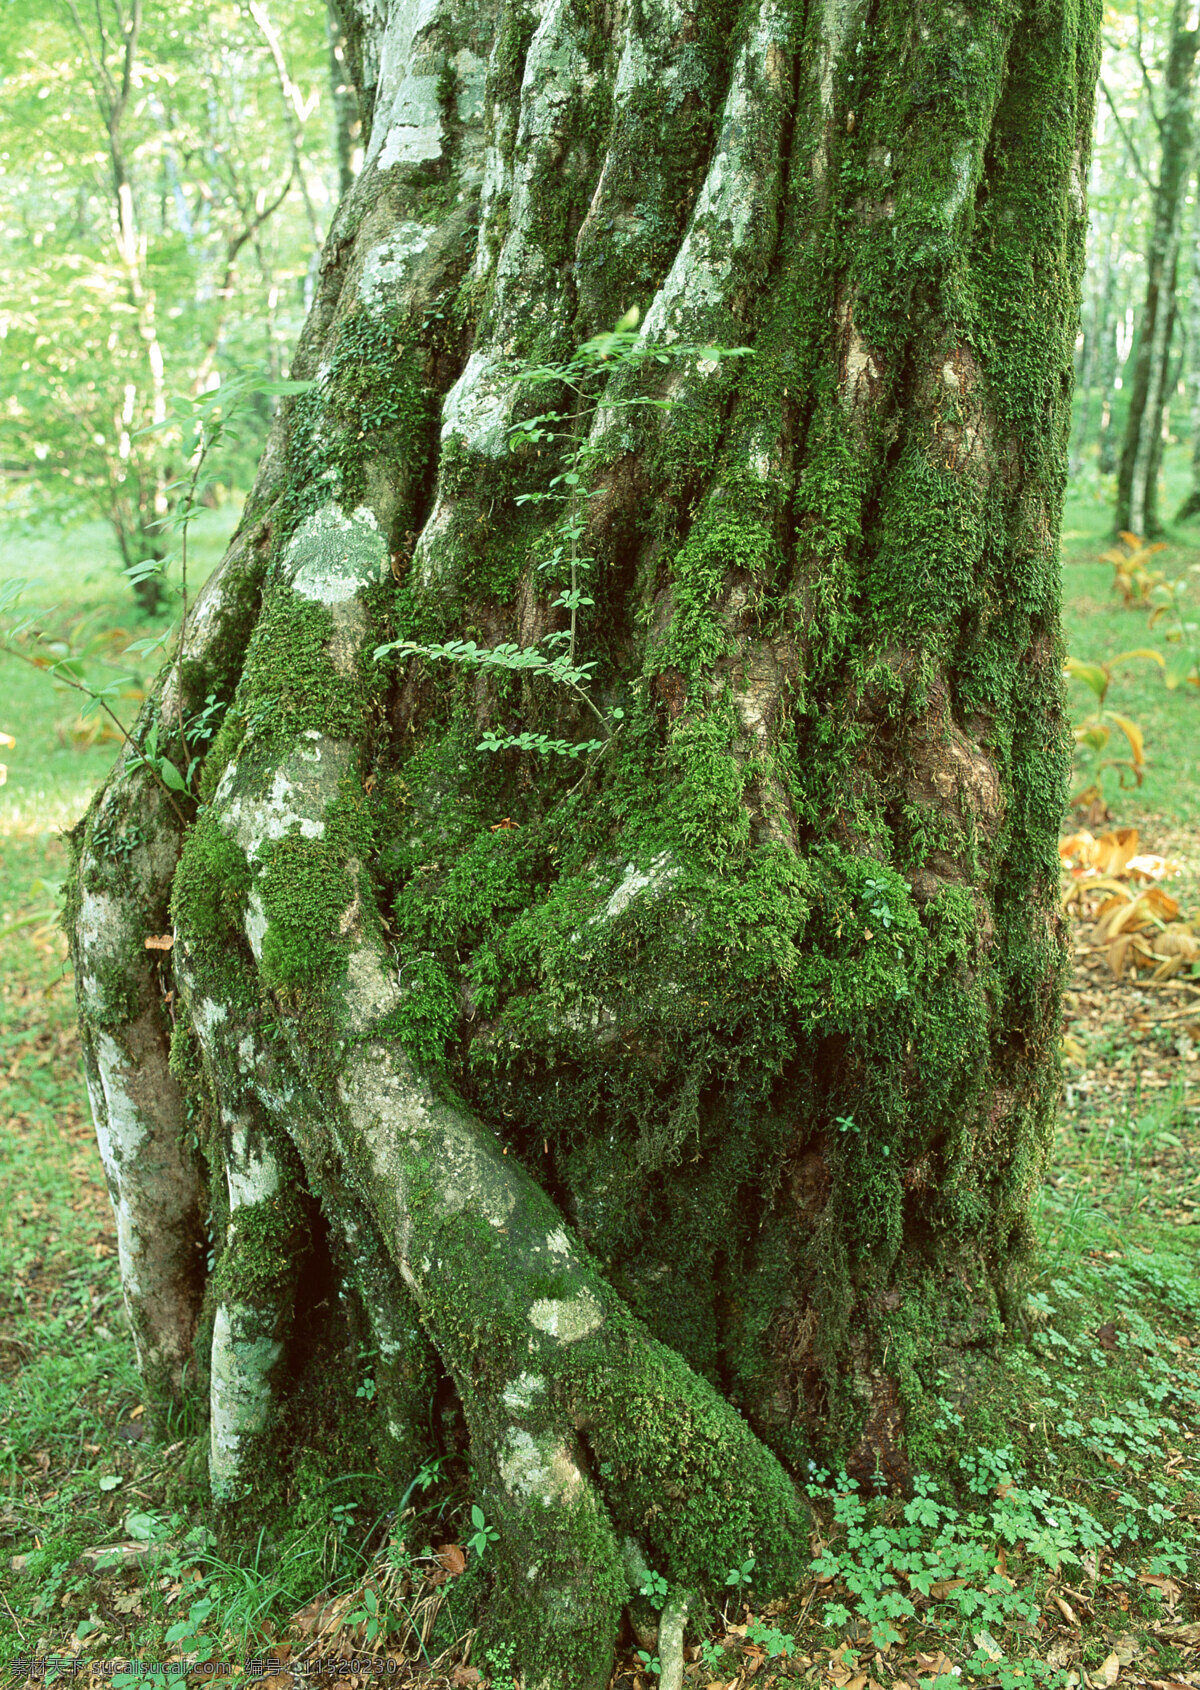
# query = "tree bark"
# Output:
<box><xmin>1115</xmin><ymin>0</ymin><xmax>1199</xmax><ymax>536</ymax></box>
<box><xmin>1176</xmin><ymin>196</ymin><xmax>1200</xmax><ymax>519</ymax></box>
<box><xmin>70</xmin><ymin>0</ymin><xmax>1100</xmax><ymax>1680</ymax></box>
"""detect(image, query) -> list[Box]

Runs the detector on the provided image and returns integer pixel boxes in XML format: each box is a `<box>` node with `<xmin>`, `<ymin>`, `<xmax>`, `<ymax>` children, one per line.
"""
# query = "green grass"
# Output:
<box><xmin>1062</xmin><ymin>441</ymin><xmax>1200</xmax><ymax>824</ymax></box>
<box><xmin>1</xmin><ymin>481</ymin><xmax>1199</xmax><ymax>1689</ymax></box>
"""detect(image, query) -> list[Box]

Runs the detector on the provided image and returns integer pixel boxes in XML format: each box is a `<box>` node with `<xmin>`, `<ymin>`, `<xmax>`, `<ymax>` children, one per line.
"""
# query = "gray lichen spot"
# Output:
<box><xmin>942</xmin><ymin>141</ymin><xmax>975</xmax><ymax>225</ymax></box>
<box><xmin>224</xmin><ymin>766</ymin><xmax>326</xmax><ymax>861</ymax></box>
<box><xmin>438</xmin><ymin>352</ymin><xmax>511</xmax><ymax>458</ymax></box>
<box><xmin>501</xmin><ymin>1370</ymin><xmax>547</xmax><ymax>1411</ymax></box>
<box><xmin>76</xmin><ymin>889</ymin><xmax>129</xmax><ymax>1016</ymax></box>
<box><xmin>601</xmin><ymin>853</ymin><xmax>679</xmax><ymax>921</ymax></box>
<box><xmin>286</xmin><ymin>503</ymin><xmax>388</xmax><ymax>605</ymax></box>
<box><xmin>528</xmin><ymin>1290</ymin><xmax>604</xmax><ymax>1342</ymax></box>
<box><xmin>453</xmin><ymin>48</ymin><xmax>488</xmax><ymax>123</ymax></box>
<box><xmin>224</xmin><ymin>1116</ymin><xmax>282</xmax><ymax>1210</ymax></box>
<box><xmin>641</xmin><ymin>0</ymin><xmax>789</xmax><ymax>343</ymax></box>
<box><xmin>358</xmin><ymin>223</ymin><xmax>435</xmax><ymax>308</ymax></box>
<box><xmin>245</xmin><ymin>888</ymin><xmax>269</xmax><ymax>961</ymax></box>
<box><xmin>498</xmin><ymin>1427</ymin><xmax>585</xmax><ymax>1505</ymax></box>
<box><xmin>366</xmin><ymin>0</ymin><xmax>449</xmax><ymax>171</ymax></box>
<box><xmin>343</xmin><ymin>944</ymin><xmax>403</xmax><ymax>1032</ymax></box>
<box><xmin>89</xmin><ymin>1032</ymin><xmax>149</xmax><ymax>1300</ymax></box>
<box><xmin>209</xmin><ymin>1302</ymin><xmax>284</xmax><ymax>1495</ymax></box>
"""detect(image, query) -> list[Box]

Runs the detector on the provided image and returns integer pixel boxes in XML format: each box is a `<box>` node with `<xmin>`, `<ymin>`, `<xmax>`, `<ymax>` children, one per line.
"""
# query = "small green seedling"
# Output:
<box><xmin>468</xmin><ymin>1503</ymin><xmax>500</xmax><ymax>1558</ymax></box>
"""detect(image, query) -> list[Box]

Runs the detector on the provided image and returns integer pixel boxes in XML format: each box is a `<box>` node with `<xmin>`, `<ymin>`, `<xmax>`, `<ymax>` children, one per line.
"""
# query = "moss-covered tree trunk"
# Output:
<box><xmin>69</xmin><ymin>0</ymin><xmax>1099</xmax><ymax>1680</ymax></box>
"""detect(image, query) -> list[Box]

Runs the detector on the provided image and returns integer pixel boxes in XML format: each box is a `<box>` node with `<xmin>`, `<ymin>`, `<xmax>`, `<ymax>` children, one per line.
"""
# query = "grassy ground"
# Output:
<box><xmin>1</xmin><ymin>477</ymin><xmax>1199</xmax><ymax>1690</ymax></box>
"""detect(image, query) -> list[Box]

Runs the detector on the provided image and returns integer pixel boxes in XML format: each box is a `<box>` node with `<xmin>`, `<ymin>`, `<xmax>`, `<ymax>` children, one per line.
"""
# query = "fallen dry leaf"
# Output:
<box><xmin>435</xmin><ymin>1542</ymin><xmax>467</xmax><ymax>1576</ymax></box>
<box><xmin>1139</xmin><ymin>1573</ymin><xmax>1181</xmax><ymax>1598</ymax></box>
<box><xmin>974</xmin><ymin>1630</ymin><xmax>1003</xmax><ymax>1662</ymax></box>
<box><xmin>1060</xmin><ymin>828</ymin><xmax>1140</xmax><ymax>878</ymax></box>
<box><xmin>914</xmin><ymin>1652</ymin><xmax>956</xmax><ymax>1677</ymax></box>
<box><xmin>450</xmin><ymin>1669</ymin><xmax>481</xmax><ymax>1687</ymax></box>
<box><xmin>929</xmin><ymin>1578</ymin><xmax>967</xmax><ymax>1599</ymax></box>
<box><xmin>1094</xmin><ymin>1651</ymin><xmax>1121</xmax><ymax>1688</ymax></box>
<box><xmin>290</xmin><ymin>1599</ymin><xmax>332</xmax><ymax>1637</ymax></box>
<box><xmin>1162</xmin><ymin>1622</ymin><xmax>1200</xmax><ymax>1644</ymax></box>
<box><xmin>1051</xmin><ymin>1592</ymin><xmax>1081</xmax><ymax>1627</ymax></box>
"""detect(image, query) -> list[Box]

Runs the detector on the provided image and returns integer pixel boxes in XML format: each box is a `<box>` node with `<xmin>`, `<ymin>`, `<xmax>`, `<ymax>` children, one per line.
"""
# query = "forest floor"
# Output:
<box><xmin>1</xmin><ymin>485</ymin><xmax>1199</xmax><ymax>1690</ymax></box>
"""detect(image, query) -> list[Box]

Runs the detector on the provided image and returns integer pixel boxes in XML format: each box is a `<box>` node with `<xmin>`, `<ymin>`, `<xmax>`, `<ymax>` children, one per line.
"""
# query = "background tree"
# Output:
<box><xmin>1115</xmin><ymin>0</ymin><xmax>1200</xmax><ymax>536</ymax></box>
<box><xmin>0</xmin><ymin>0</ymin><xmax>339</xmax><ymax>608</ymax></box>
<box><xmin>68</xmin><ymin>0</ymin><xmax>1100</xmax><ymax>1682</ymax></box>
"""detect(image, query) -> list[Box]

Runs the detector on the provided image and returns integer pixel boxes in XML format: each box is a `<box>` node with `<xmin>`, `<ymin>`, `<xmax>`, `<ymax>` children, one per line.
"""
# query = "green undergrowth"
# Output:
<box><xmin>1063</xmin><ymin>439</ymin><xmax>1200</xmax><ymax>823</ymax></box>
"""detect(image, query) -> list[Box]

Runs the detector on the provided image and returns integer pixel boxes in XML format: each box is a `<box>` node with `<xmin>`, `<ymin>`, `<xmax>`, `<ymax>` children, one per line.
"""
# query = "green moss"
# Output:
<box><xmin>374</xmin><ymin>951</ymin><xmax>459</xmax><ymax>1066</ymax></box>
<box><xmin>198</xmin><ymin>709</ymin><xmax>248</xmax><ymax>803</ymax></box>
<box><xmin>283</xmin><ymin>312</ymin><xmax>435</xmax><ymax>535</ymax></box>
<box><xmin>256</xmin><ymin>790</ymin><xmax>375</xmax><ymax>999</ymax></box>
<box><xmin>581</xmin><ymin>1312</ymin><xmax>809</xmax><ymax>1597</ymax></box>
<box><xmin>171</xmin><ymin>813</ymin><xmax>252</xmax><ymax>953</ymax></box>
<box><xmin>213</xmin><ymin>1192</ymin><xmax>306</xmax><ymax>1305</ymax></box>
<box><xmin>258</xmin><ymin>833</ymin><xmax>354</xmax><ymax>994</ymax></box>
<box><xmin>656</xmin><ymin>502</ymin><xmax>781</xmax><ymax>676</ymax></box>
<box><xmin>238</xmin><ymin>594</ymin><xmax>371</xmax><ymax>749</ymax></box>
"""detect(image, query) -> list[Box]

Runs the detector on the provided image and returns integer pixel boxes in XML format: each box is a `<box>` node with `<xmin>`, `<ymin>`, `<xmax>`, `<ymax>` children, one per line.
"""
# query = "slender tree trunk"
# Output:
<box><xmin>1177</xmin><ymin>199</ymin><xmax>1200</xmax><ymax>518</ymax></box>
<box><xmin>326</xmin><ymin>7</ymin><xmax>361</xmax><ymax>201</ymax></box>
<box><xmin>1116</xmin><ymin>0</ymin><xmax>1199</xmax><ymax>535</ymax></box>
<box><xmin>70</xmin><ymin>0</ymin><xmax>1100</xmax><ymax>1681</ymax></box>
<box><xmin>1071</xmin><ymin>199</ymin><xmax>1119</xmax><ymax>474</ymax></box>
<box><xmin>62</xmin><ymin>0</ymin><xmax>172</xmax><ymax>611</ymax></box>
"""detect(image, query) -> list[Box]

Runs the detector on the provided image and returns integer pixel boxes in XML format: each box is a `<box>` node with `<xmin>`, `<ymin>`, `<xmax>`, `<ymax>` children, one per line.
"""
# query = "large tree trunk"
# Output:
<box><xmin>69</xmin><ymin>0</ymin><xmax>1099</xmax><ymax>1680</ymax></box>
<box><xmin>1115</xmin><ymin>0</ymin><xmax>1199</xmax><ymax>537</ymax></box>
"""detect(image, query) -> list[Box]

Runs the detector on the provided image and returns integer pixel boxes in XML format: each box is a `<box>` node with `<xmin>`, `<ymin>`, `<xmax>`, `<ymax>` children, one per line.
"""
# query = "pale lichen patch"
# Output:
<box><xmin>498</xmin><ymin>1427</ymin><xmax>586</xmax><ymax>1505</ymax></box>
<box><xmin>343</xmin><ymin>945</ymin><xmax>403</xmax><ymax>1032</ymax></box>
<box><xmin>286</xmin><ymin>503</ymin><xmax>388</xmax><ymax>605</ymax></box>
<box><xmin>502</xmin><ymin>1371</ymin><xmax>547</xmax><ymax>1411</ymax></box>
<box><xmin>601</xmin><ymin>853</ymin><xmax>679</xmax><ymax>921</ymax></box>
<box><xmin>209</xmin><ymin>1302</ymin><xmax>285</xmax><ymax>1494</ymax></box>
<box><xmin>224</xmin><ymin>1115</ymin><xmax>282</xmax><ymax>1210</ymax></box>
<box><xmin>358</xmin><ymin>223</ymin><xmax>435</xmax><ymax>308</ymax></box>
<box><xmin>528</xmin><ymin>1291</ymin><xmax>604</xmax><ymax>1342</ymax></box>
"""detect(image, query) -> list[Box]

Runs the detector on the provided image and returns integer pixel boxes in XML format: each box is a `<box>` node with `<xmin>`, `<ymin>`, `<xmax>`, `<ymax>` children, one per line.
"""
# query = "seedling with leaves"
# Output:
<box><xmin>1065</xmin><ymin>648</ymin><xmax>1163</xmax><ymax>806</ymax></box>
<box><xmin>467</xmin><ymin>1503</ymin><xmax>500</xmax><ymax>1559</ymax></box>
<box><xmin>345</xmin><ymin>1582</ymin><xmax>395</xmax><ymax>1646</ymax></box>
<box><xmin>726</xmin><ymin>1555</ymin><xmax>756</xmax><ymax>1590</ymax></box>
<box><xmin>163</xmin><ymin>1594</ymin><xmax>216</xmax><ymax>1661</ymax></box>
<box><xmin>1148</xmin><ymin>566</ymin><xmax>1200</xmax><ymax>691</ymax></box>
<box><xmin>1103</xmin><ymin>531</ymin><xmax>1168</xmax><ymax>606</ymax></box>
<box><xmin>374</xmin><ymin>310</ymin><xmax>748</xmax><ymax>765</ymax></box>
<box><xmin>639</xmin><ymin>1568</ymin><xmax>670</xmax><ymax>1609</ymax></box>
